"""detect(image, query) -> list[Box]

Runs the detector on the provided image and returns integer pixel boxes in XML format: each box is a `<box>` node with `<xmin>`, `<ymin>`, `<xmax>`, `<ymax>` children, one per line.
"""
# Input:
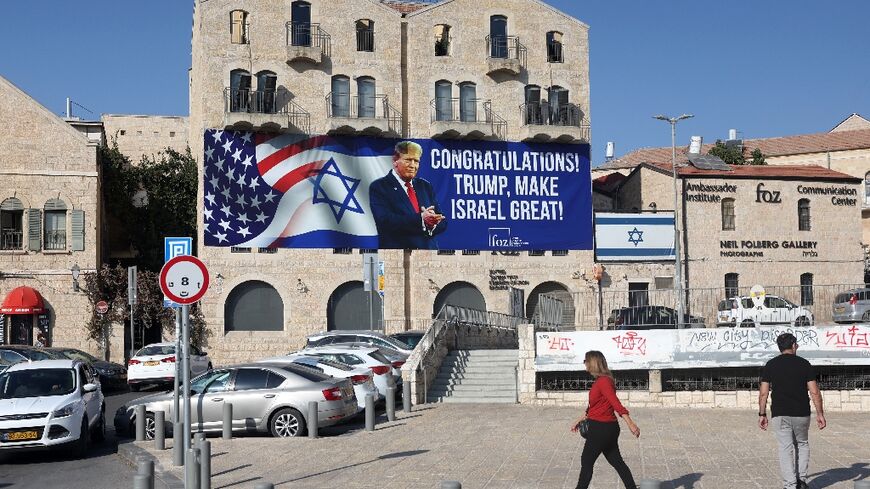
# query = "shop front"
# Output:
<box><xmin>0</xmin><ymin>286</ymin><xmax>51</xmax><ymax>346</ymax></box>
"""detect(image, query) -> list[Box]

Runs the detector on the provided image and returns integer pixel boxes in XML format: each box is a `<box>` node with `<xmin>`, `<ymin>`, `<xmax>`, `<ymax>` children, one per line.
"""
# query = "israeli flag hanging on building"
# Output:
<box><xmin>594</xmin><ymin>212</ymin><xmax>675</xmax><ymax>261</ymax></box>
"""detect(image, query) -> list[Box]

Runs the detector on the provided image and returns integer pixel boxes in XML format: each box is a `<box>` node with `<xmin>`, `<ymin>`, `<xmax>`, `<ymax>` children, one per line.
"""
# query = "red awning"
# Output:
<box><xmin>1</xmin><ymin>286</ymin><xmax>46</xmax><ymax>314</ymax></box>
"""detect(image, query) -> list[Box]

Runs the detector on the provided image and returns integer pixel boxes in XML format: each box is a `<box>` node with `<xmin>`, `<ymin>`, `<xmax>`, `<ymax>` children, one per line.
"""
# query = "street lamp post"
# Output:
<box><xmin>653</xmin><ymin>113</ymin><xmax>693</xmax><ymax>328</ymax></box>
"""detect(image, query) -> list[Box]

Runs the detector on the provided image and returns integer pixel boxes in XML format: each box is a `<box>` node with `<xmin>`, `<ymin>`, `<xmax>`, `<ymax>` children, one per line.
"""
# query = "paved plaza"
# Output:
<box><xmin>123</xmin><ymin>403</ymin><xmax>870</xmax><ymax>489</ymax></box>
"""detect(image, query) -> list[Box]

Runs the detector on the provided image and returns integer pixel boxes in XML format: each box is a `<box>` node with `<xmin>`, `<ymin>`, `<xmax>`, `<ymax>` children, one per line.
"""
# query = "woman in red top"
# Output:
<box><xmin>570</xmin><ymin>350</ymin><xmax>640</xmax><ymax>489</ymax></box>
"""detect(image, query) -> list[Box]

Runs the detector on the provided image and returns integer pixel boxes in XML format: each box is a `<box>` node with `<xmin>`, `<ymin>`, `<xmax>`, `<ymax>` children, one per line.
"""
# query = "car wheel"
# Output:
<box><xmin>92</xmin><ymin>407</ymin><xmax>106</xmax><ymax>443</ymax></box>
<box><xmin>862</xmin><ymin>311</ymin><xmax>870</xmax><ymax>323</ymax></box>
<box><xmin>131</xmin><ymin>412</ymin><xmax>157</xmax><ymax>440</ymax></box>
<box><xmin>74</xmin><ymin>418</ymin><xmax>90</xmax><ymax>457</ymax></box>
<box><xmin>269</xmin><ymin>408</ymin><xmax>306</xmax><ymax>438</ymax></box>
<box><xmin>794</xmin><ymin>316</ymin><xmax>810</xmax><ymax>328</ymax></box>
<box><xmin>740</xmin><ymin>319</ymin><xmax>755</xmax><ymax>328</ymax></box>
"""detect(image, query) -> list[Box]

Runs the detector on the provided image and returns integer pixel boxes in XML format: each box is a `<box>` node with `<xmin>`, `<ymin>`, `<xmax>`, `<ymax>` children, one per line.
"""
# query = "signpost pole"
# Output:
<box><xmin>181</xmin><ymin>303</ymin><xmax>191</xmax><ymax>457</ymax></box>
<box><xmin>128</xmin><ymin>266</ymin><xmax>137</xmax><ymax>361</ymax></box>
<box><xmin>174</xmin><ymin>307</ymin><xmax>181</xmax><ymax>424</ymax></box>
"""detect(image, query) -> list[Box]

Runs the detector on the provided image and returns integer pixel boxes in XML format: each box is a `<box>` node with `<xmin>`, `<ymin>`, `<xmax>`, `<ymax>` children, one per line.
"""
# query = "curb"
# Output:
<box><xmin>117</xmin><ymin>440</ymin><xmax>184</xmax><ymax>489</ymax></box>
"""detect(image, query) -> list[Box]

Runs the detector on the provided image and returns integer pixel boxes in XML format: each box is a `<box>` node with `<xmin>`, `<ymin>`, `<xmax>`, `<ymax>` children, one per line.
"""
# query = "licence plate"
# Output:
<box><xmin>834</xmin><ymin>306</ymin><xmax>845</xmax><ymax>313</ymax></box>
<box><xmin>3</xmin><ymin>430</ymin><xmax>39</xmax><ymax>441</ymax></box>
<box><xmin>144</xmin><ymin>361</ymin><xmax>160</xmax><ymax>366</ymax></box>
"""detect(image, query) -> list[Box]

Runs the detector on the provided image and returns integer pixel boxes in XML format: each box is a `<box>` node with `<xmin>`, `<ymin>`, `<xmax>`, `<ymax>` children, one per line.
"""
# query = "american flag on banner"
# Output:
<box><xmin>202</xmin><ymin>130</ymin><xmax>392</xmax><ymax>248</ymax></box>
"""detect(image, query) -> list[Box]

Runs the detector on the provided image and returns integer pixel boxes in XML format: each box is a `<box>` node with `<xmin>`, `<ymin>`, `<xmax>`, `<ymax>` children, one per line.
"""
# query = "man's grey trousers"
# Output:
<box><xmin>772</xmin><ymin>416</ymin><xmax>810</xmax><ymax>489</ymax></box>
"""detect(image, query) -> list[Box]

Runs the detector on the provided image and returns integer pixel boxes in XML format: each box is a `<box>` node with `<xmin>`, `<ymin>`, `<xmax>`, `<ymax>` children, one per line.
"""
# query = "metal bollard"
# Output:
<box><xmin>253</xmin><ymin>484</ymin><xmax>275</xmax><ymax>489</ymax></box>
<box><xmin>855</xmin><ymin>482</ymin><xmax>870</xmax><ymax>489</ymax></box>
<box><xmin>365</xmin><ymin>394</ymin><xmax>375</xmax><ymax>431</ymax></box>
<box><xmin>639</xmin><ymin>480</ymin><xmax>662</xmax><ymax>489</ymax></box>
<box><xmin>402</xmin><ymin>379</ymin><xmax>412</xmax><ymax>413</ymax></box>
<box><xmin>222</xmin><ymin>403</ymin><xmax>233</xmax><ymax>440</ymax></box>
<box><xmin>194</xmin><ymin>432</ymin><xmax>205</xmax><ymax>449</ymax></box>
<box><xmin>199</xmin><ymin>439</ymin><xmax>211</xmax><ymax>489</ymax></box>
<box><xmin>172</xmin><ymin>421</ymin><xmax>184</xmax><ymax>467</ymax></box>
<box><xmin>386</xmin><ymin>386</ymin><xmax>396</xmax><ymax>422</ymax></box>
<box><xmin>186</xmin><ymin>447</ymin><xmax>201</xmax><ymax>488</ymax></box>
<box><xmin>137</xmin><ymin>460</ymin><xmax>155</xmax><ymax>489</ymax></box>
<box><xmin>132</xmin><ymin>474</ymin><xmax>152</xmax><ymax>489</ymax></box>
<box><xmin>441</xmin><ymin>482</ymin><xmax>462</xmax><ymax>489</ymax></box>
<box><xmin>135</xmin><ymin>405</ymin><xmax>146</xmax><ymax>442</ymax></box>
<box><xmin>308</xmin><ymin>401</ymin><xmax>318</xmax><ymax>439</ymax></box>
<box><xmin>154</xmin><ymin>411</ymin><xmax>165</xmax><ymax>450</ymax></box>
<box><xmin>402</xmin><ymin>380</ymin><xmax>411</xmax><ymax>414</ymax></box>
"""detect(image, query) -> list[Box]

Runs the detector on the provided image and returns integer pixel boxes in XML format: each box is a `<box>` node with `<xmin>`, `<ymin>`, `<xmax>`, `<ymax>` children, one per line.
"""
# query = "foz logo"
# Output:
<box><xmin>756</xmin><ymin>183</ymin><xmax>781</xmax><ymax>204</ymax></box>
<box><xmin>488</xmin><ymin>228</ymin><xmax>527</xmax><ymax>248</ymax></box>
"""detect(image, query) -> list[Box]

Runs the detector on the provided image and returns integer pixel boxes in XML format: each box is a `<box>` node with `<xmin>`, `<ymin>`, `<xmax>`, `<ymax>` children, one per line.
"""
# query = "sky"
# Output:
<box><xmin>1</xmin><ymin>0</ymin><xmax>868</xmax><ymax>165</ymax></box>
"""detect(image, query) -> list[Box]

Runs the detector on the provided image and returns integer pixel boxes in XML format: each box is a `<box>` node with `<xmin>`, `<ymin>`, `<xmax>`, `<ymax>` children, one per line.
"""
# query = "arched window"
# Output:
<box><xmin>546</xmin><ymin>31</ymin><xmax>563</xmax><ymax>63</ymax></box>
<box><xmin>43</xmin><ymin>199</ymin><xmax>67</xmax><ymax>251</ymax></box>
<box><xmin>229</xmin><ymin>69</ymin><xmax>251</xmax><ymax>112</ymax></box>
<box><xmin>434</xmin><ymin>80</ymin><xmax>452</xmax><ymax>121</ymax></box>
<box><xmin>290</xmin><ymin>1</ymin><xmax>311</xmax><ymax>46</ymax></box>
<box><xmin>524</xmin><ymin>85</ymin><xmax>542</xmax><ymax>124</ymax></box>
<box><xmin>327</xmin><ymin>281</ymin><xmax>382</xmax><ymax>330</ymax></box>
<box><xmin>800</xmin><ymin>273</ymin><xmax>814</xmax><ymax>306</ymax></box>
<box><xmin>330</xmin><ymin>75</ymin><xmax>350</xmax><ymax>117</ymax></box>
<box><xmin>0</xmin><ymin>197</ymin><xmax>24</xmax><ymax>250</ymax></box>
<box><xmin>724</xmin><ymin>273</ymin><xmax>739</xmax><ymax>299</ymax></box>
<box><xmin>798</xmin><ymin>199</ymin><xmax>811</xmax><ymax>231</ymax></box>
<box><xmin>489</xmin><ymin>15</ymin><xmax>508</xmax><ymax>58</ymax></box>
<box><xmin>356</xmin><ymin>19</ymin><xmax>374</xmax><ymax>52</ymax></box>
<box><xmin>357</xmin><ymin>76</ymin><xmax>376</xmax><ymax>118</ymax></box>
<box><xmin>230</xmin><ymin>10</ymin><xmax>249</xmax><ymax>44</ymax></box>
<box><xmin>434</xmin><ymin>24</ymin><xmax>451</xmax><ymax>56</ymax></box>
<box><xmin>459</xmin><ymin>82</ymin><xmax>476</xmax><ymax>122</ymax></box>
<box><xmin>224</xmin><ymin>281</ymin><xmax>284</xmax><ymax>332</ymax></box>
<box><xmin>255</xmin><ymin>71</ymin><xmax>277</xmax><ymax>113</ymax></box>
<box><xmin>721</xmin><ymin>198</ymin><xmax>735</xmax><ymax>230</ymax></box>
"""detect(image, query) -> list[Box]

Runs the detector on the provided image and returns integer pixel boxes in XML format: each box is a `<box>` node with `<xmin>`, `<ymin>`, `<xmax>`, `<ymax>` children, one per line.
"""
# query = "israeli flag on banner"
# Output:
<box><xmin>594</xmin><ymin>213</ymin><xmax>675</xmax><ymax>261</ymax></box>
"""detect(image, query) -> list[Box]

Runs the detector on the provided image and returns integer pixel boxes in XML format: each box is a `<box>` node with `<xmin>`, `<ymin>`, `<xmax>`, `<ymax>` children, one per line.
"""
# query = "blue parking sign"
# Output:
<box><xmin>164</xmin><ymin>237</ymin><xmax>192</xmax><ymax>308</ymax></box>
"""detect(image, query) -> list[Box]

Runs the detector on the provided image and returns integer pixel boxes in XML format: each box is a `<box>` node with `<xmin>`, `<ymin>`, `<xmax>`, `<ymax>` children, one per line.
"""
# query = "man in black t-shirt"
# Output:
<box><xmin>758</xmin><ymin>333</ymin><xmax>827</xmax><ymax>489</ymax></box>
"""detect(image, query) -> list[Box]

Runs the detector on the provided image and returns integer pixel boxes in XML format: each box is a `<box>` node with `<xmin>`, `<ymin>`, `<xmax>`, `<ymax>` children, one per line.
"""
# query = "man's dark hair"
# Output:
<box><xmin>776</xmin><ymin>333</ymin><xmax>797</xmax><ymax>352</ymax></box>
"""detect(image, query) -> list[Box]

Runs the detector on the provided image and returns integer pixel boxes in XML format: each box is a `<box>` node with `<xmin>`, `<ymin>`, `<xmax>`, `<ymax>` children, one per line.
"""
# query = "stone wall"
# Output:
<box><xmin>101</xmin><ymin>114</ymin><xmax>189</xmax><ymax>164</ymax></box>
<box><xmin>517</xmin><ymin>325</ymin><xmax>870</xmax><ymax>411</ymax></box>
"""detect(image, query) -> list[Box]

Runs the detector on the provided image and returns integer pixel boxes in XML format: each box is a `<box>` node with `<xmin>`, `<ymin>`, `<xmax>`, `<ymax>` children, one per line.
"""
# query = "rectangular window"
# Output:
<box><xmin>358</xmin><ymin>248</ymin><xmax>377</xmax><ymax>254</ymax></box>
<box><xmin>551</xmin><ymin>250</ymin><xmax>569</xmax><ymax>256</ymax></box>
<box><xmin>0</xmin><ymin>210</ymin><xmax>24</xmax><ymax>250</ymax></box>
<box><xmin>333</xmin><ymin>248</ymin><xmax>352</xmax><ymax>254</ymax></box>
<box><xmin>721</xmin><ymin>199</ymin><xmax>735</xmax><ymax>231</ymax></box>
<box><xmin>800</xmin><ymin>273</ymin><xmax>814</xmax><ymax>306</ymax></box>
<box><xmin>437</xmin><ymin>250</ymin><xmax>456</xmax><ymax>255</ymax></box>
<box><xmin>258</xmin><ymin>247</ymin><xmax>277</xmax><ymax>254</ymax></box>
<box><xmin>628</xmin><ymin>282</ymin><xmax>649</xmax><ymax>307</ymax></box>
<box><xmin>798</xmin><ymin>200</ymin><xmax>811</xmax><ymax>231</ymax></box>
<box><xmin>461</xmin><ymin>250</ymin><xmax>480</xmax><ymax>255</ymax></box>
<box><xmin>231</xmin><ymin>11</ymin><xmax>249</xmax><ymax>44</ymax></box>
<box><xmin>724</xmin><ymin>273</ymin><xmax>739</xmax><ymax>299</ymax></box>
<box><xmin>230</xmin><ymin>247</ymin><xmax>251</xmax><ymax>253</ymax></box>
<box><xmin>528</xmin><ymin>250</ymin><xmax>545</xmax><ymax>256</ymax></box>
<box><xmin>44</xmin><ymin>211</ymin><xmax>66</xmax><ymax>251</ymax></box>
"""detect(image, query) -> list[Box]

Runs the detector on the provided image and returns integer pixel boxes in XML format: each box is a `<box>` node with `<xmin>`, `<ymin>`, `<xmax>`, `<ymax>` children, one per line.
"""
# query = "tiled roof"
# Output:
<box><xmin>597</xmin><ymin>128</ymin><xmax>870</xmax><ymax>170</ymax></box>
<box><xmin>592</xmin><ymin>172</ymin><xmax>626</xmax><ymax>193</ymax></box>
<box><xmin>643</xmin><ymin>162</ymin><xmax>860</xmax><ymax>182</ymax></box>
<box><xmin>379</xmin><ymin>0</ymin><xmax>437</xmax><ymax>13</ymax></box>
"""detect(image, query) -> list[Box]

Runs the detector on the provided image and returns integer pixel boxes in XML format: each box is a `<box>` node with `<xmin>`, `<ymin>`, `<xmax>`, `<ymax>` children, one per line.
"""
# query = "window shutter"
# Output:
<box><xmin>71</xmin><ymin>210</ymin><xmax>85</xmax><ymax>251</ymax></box>
<box><xmin>28</xmin><ymin>209</ymin><xmax>41</xmax><ymax>251</ymax></box>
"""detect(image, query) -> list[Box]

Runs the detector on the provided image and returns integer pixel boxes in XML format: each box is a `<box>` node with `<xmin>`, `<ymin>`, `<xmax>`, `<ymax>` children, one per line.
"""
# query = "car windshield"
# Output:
<box><xmin>717</xmin><ymin>300</ymin><xmax>733</xmax><ymax>312</ymax></box>
<box><xmin>12</xmin><ymin>349</ymin><xmax>59</xmax><ymax>361</ymax></box>
<box><xmin>59</xmin><ymin>349</ymin><xmax>98</xmax><ymax>363</ymax></box>
<box><xmin>368</xmin><ymin>351</ymin><xmax>391</xmax><ymax>364</ymax></box>
<box><xmin>0</xmin><ymin>368</ymin><xmax>77</xmax><ymax>399</ymax></box>
<box><xmin>393</xmin><ymin>334</ymin><xmax>423</xmax><ymax>349</ymax></box>
<box><xmin>136</xmin><ymin>345</ymin><xmax>175</xmax><ymax>356</ymax></box>
<box><xmin>280</xmin><ymin>363</ymin><xmax>332</xmax><ymax>382</ymax></box>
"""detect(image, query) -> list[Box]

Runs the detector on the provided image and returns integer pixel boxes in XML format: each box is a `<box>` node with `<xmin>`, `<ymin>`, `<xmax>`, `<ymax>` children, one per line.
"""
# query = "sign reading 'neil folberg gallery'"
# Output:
<box><xmin>720</xmin><ymin>239</ymin><xmax>819</xmax><ymax>258</ymax></box>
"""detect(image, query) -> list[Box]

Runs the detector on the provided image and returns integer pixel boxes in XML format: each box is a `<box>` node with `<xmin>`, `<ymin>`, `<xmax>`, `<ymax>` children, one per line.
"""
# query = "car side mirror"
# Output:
<box><xmin>83</xmin><ymin>383</ymin><xmax>98</xmax><ymax>393</ymax></box>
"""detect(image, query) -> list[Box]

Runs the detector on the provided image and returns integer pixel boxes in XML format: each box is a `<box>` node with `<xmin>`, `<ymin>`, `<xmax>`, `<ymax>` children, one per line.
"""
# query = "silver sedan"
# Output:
<box><xmin>114</xmin><ymin>362</ymin><xmax>357</xmax><ymax>438</ymax></box>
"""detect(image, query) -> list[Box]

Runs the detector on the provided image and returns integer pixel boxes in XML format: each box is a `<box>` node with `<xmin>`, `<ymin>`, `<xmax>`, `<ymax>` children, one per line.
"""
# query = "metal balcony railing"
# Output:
<box><xmin>356</xmin><ymin>28</ymin><xmax>374</xmax><ymax>52</ymax></box>
<box><xmin>430</xmin><ymin>98</ymin><xmax>507</xmax><ymax>140</ymax></box>
<box><xmin>286</xmin><ymin>22</ymin><xmax>331</xmax><ymax>56</ymax></box>
<box><xmin>0</xmin><ymin>229</ymin><xmax>23</xmax><ymax>250</ymax></box>
<box><xmin>520</xmin><ymin>102</ymin><xmax>590</xmax><ymax>140</ymax></box>
<box><xmin>326</xmin><ymin>93</ymin><xmax>402</xmax><ymax>133</ymax></box>
<box><xmin>224</xmin><ymin>88</ymin><xmax>311</xmax><ymax>133</ymax></box>
<box><xmin>485</xmin><ymin>35</ymin><xmax>527</xmax><ymax>65</ymax></box>
<box><xmin>44</xmin><ymin>230</ymin><xmax>66</xmax><ymax>251</ymax></box>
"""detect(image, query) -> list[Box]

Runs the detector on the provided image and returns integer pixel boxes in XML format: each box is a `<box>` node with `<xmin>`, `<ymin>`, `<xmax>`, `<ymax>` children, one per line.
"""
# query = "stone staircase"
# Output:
<box><xmin>428</xmin><ymin>349</ymin><xmax>518</xmax><ymax>403</ymax></box>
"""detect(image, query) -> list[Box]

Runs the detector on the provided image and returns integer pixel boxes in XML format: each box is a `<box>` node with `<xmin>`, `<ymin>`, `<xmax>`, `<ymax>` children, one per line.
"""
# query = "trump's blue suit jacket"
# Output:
<box><xmin>369</xmin><ymin>172</ymin><xmax>448</xmax><ymax>249</ymax></box>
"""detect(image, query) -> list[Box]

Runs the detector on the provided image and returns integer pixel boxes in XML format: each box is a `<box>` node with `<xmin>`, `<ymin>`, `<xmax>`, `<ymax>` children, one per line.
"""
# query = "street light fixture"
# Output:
<box><xmin>70</xmin><ymin>263</ymin><xmax>81</xmax><ymax>292</ymax></box>
<box><xmin>653</xmin><ymin>113</ymin><xmax>694</xmax><ymax>328</ymax></box>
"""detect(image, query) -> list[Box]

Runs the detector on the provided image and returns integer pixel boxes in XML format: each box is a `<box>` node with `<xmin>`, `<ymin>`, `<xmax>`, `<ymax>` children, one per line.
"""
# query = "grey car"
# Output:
<box><xmin>833</xmin><ymin>288</ymin><xmax>870</xmax><ymax>323</ymax></box>
<box><xmin>306</xmin><ymin>330</ymin><xmax>413</xmax><ymax>356</ymax></box>
<box><xmin>114</xmin><ymin>362</ymin><xmax>357</xmax><ymax>439</ymax></box>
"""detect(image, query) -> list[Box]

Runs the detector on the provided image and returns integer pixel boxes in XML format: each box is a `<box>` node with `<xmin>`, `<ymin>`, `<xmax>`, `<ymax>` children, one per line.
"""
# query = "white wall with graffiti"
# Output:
<box><xmin>536</xmin><ymin>325</ymin><xmax>870</xmax><ymax>371</ymax></box>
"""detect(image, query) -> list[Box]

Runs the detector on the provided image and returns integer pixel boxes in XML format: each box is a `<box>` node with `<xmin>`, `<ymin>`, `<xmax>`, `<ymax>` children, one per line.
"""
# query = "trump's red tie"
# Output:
<box><xmin>405</xmin><ymin>181</ymin><xmax>420</xmax><ymax>213</ymax></box>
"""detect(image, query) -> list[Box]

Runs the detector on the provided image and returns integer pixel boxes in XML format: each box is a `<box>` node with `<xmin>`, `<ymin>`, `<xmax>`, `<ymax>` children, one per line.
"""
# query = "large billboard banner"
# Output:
<box><xmin>202</xmin><ymin>131</ymin><xmax>592</xmax><ymax>250</ymax></box>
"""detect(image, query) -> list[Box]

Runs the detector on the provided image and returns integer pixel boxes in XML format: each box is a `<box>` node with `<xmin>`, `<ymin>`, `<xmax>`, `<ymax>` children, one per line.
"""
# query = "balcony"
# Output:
<box><xmin>485</xmin><ymin>35</ymin><xmax>526</xmax><ymax>76</ymax></box>
<box><xmin>518</xmin><ymin>103</ymin><xmax>590</xmax><ymax>143</ymax></box>
<box><xmin>286</xmin><ymin>22</ymin><xmax>331</xmax><ymax>64</ymax></box>
<box><xmin>44</xmin><ymin>231</ymin><xmax>67</xmax><ymax>251</ymax></box>
<box><xmin>1</xmin><ymin>229</ymin><xmax>23</xmax><ymax>250</ymax></box>
<box><xmin>429</xmin><ymin>98</ymin><xmax>506</xmax><ymax>141</ymax></box>
<box><xmin>224</xmin><ymin>88</ymin><xmax>311</xmax><ymax>134</ymax></box>
<box><xmin>325</xmin><ymin>93</ymin><xmax>402</xmax><ymax>137</ymax></box>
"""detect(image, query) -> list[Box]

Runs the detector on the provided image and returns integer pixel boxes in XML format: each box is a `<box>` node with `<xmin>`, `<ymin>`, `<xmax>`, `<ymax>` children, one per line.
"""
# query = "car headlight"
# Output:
<box><xmin>53</xmin><ymin>402</ymin><xmax>79</xmax><ymax>418</ymax></box>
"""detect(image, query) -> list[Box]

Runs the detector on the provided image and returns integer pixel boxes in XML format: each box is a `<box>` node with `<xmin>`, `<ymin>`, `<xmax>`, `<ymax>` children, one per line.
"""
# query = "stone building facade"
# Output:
<box><xmin>101</xmin><ymin>114</ymin><xmax>189</xmax><ymax>164</ymax></box>
<box><xmin>190</xmin><ymin>0</ymin><xmax>593</xmax><ymax>363</ymax></box>
<box><xmin>0</xmin><ymin>75</ymin><xmax>103</xmax><ymax>355</ymax></box>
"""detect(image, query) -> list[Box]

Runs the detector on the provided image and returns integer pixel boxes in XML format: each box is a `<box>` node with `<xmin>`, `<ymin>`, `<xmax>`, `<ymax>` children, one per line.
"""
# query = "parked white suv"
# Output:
<box><xmin>717</xmin><ymin>295</ymin><xmax>813</xmax><ymax>327</ymax></box>
<box><xmin>0</xmin><ymin>359</ymin><xmax>105</xmax><ymax>455</ymax></box>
